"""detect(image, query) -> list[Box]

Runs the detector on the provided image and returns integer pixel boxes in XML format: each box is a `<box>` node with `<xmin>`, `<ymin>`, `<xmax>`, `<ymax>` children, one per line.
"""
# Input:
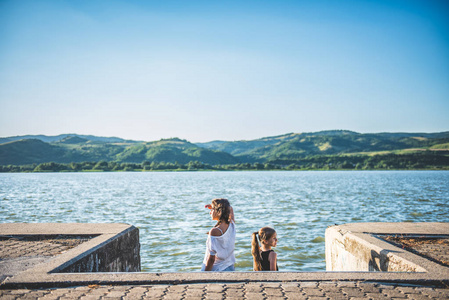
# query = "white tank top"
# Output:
<box><xmin>201</xmin><ymin>221</ymin><xmax>236</xmax><ymax>271</ymax></box>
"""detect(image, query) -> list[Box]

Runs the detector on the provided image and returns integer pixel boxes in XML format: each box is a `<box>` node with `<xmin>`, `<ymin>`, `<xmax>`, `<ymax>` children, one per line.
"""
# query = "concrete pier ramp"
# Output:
<box><xmin>0</xmin><ymin>223</ymin><xmax>140</xmax><ymax>284</ymax></box>
<box><xmin>1</xmin><ymin>222</ymin><xmax>449</xmax><ymax>299</ymax></box>
<box><xmin>326</xmin><ymin>222</ymin><xmax>449</xmax><ymax>275</ymax></box>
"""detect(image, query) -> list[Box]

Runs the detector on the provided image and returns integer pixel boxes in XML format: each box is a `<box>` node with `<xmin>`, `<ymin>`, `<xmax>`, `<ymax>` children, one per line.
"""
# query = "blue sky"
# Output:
<box><xmin>1</xmin><ymin>0</ymin><xmax>448</xmax><ymax>142</ymax></box>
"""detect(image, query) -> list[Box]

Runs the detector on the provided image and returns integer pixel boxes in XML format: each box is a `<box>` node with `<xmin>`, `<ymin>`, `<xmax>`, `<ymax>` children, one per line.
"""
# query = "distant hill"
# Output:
<box><xmin>115</xmin><ymin>138</ymin><xmax>239</xmax><ymax>165</ymax></box>
<box><xmin>0</xmin><ymin>131</ymin><xmax>448</xmax><ymax>166</ymax></box>
<box><xmin>197</xmin><ymin>130</ymin><xmax>361</xmax><ymax>155</ymax></box>
<box><xmin>0</xmin><ymin>139</ymin><xmax>68</xmax><ymax>165</ymax></box>
<box><xmin>0</xmin><ymin>136</ymin><xmax>239</xmax><ymax>165</ymax></box>
<box><xmin>0</xmin><ymin>134</ymin><xmax>139</xmax><ymax>145</ymax></box>
<box><xmin>57</xmin><ymin>136</ymin><xmax>90</xmax><ymax>144</ymax></box>
<box><xmin>196</xmin><ymin>130</ymin><xmax>449</xmax><ymax>161</ymax></box>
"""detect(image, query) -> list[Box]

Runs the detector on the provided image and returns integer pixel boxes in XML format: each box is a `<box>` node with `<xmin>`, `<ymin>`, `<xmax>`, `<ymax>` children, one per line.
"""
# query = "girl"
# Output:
<box><xmin>201</xmin><ymin>198</ymin><xmax>236</xmax><ymax>271</ymax></box>
<box><xmin>251</xmin><ymin>227</ymin><xmax>278</xmax><ymax>271</ymax></box>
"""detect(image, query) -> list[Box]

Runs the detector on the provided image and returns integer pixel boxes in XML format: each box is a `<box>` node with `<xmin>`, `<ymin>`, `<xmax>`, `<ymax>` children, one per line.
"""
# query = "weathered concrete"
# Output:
<box><xmin>56</xmin><ymin>228</ymin><xmax>140</xmax><ymax>273</ymax></box>
<box><xmin>325</xmin><ymin>222</ymin><xmax>449</xmax><ymax>275</ymax></box>
<box><xmin>0</xmin><ymin>223</ymin><xmax>140</xmax><ymax>285</ymax></box>
<box><xmin>1</xmin><ymin>222</ymin><xmax>449</xmax><ymax>299</ymax></box>
<box><xmin>380</xmin><ymin>234</ymin><xmax>449</xmax><ymax>267</ymax></box>
<box><xmin>0</xmin><ymin>235</ymin><xmax>92</xmax><ymax>279</ymax></box>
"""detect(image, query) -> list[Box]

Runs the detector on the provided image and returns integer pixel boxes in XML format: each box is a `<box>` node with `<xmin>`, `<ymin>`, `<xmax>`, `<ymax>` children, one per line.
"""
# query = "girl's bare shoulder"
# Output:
<box><xmin>209</xmin><ymin>227</ymin><xmax>222</xmax><ymax>236</ymax></box>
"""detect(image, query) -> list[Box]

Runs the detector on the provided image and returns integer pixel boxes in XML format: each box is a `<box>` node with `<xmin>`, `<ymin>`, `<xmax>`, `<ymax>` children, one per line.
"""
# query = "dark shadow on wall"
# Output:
<box><xmin>369</xmin><ymin>249</ymin><xmax>400</xmax><ymax>271</ymax></box>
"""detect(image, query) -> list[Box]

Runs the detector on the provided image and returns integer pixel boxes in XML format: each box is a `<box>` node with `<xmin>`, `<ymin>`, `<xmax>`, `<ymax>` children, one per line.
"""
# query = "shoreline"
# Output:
<box><xmin>2</xmin><ymin>167</ymin><xmax>449</xmax><ymax>173</ymax></box>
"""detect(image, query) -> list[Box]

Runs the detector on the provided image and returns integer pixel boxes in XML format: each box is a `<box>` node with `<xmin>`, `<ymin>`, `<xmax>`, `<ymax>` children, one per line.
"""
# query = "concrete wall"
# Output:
<box><xmin>3</xmin><ymin>222</ymin><xmax>449</xmax><ymax>290</ymax></box>
<box><xmin>325</xmin><ymin>224</ymin><xmax>426</xmax><ymax>272</ymax></box>
<box><xmin>57</xmin><ymin>226</ymin><xmax>141</xmax><ymax>273</ymax></box>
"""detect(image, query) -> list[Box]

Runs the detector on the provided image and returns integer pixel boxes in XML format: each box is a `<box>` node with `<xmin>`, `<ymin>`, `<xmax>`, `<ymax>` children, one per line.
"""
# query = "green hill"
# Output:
<box><xmin>116</xmin><ymin>138</ymin><xmax>239</xmax><ymax>164</ymax></box>
<box><xmin>197</xmin><ymin>131</ymin><xmax>449</xmax><ymax>162</ymax></box>
<box><xmin>0</xmin><ymin>139</ymin><xmax>67</xmax><ymax>165</ymax></box>
<box><xmin>58</xmin><ymin>136</ymin><xmax>90</xmax><ymax>144</ymax></box>
<box><xmin>1</xmin><ymin>131</ymin><xmax>448</xmax><ymax>169</ymax></box>
<box><xmin>0</xmin><ymin>137</ymin><xmax>239</xmax><ymax>165</ymax></box>
<box><xmin>0</xmin><ymin>134</ymin><xmax>137</xmax><ymax>144</ymax></box>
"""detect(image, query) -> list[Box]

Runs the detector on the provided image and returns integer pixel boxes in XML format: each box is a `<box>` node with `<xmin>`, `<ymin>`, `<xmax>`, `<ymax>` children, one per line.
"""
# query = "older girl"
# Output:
<box><xmin>251</xmin><ymin>227</ymin><xmax>278</xmax><ymax>271</ymax></box>
<box><xmin>201</xmin><ymin>198</ymin><xmax>235</xmax><ymax>271</ymax></box>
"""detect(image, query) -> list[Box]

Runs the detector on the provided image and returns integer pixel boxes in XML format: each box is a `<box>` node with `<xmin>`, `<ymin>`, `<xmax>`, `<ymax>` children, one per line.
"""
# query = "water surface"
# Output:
<box><xmin>1</xmin><ymin>171</ymin><xmax>448</xmax><ymax>272</ymax></box>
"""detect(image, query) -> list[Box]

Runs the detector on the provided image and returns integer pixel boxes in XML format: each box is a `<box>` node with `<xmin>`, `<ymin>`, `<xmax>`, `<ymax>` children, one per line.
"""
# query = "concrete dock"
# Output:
<box><xmin>1</xmin><ymin>223</ymin><xmax>448</xmax><ymax>299</ymax></box>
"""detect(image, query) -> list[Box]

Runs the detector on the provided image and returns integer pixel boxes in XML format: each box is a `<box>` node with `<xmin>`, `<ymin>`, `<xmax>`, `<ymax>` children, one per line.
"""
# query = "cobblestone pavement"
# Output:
<box><xmin>2</xmin><ymin>232</ymin><xmax>449</xmax><ymax>299</ymax></box>
<box><xmin>0</xmin><ymin>236</ymin><xmax>92</xmax><ymax>259</ymax></box>
<box><xmin>380</xmin><ymin>235</ymin><xmax>449</xmax><ymax>267</ymax></box>
<box><xmin>1</xmin><ymin>281</ymin><xmax>448</xmax><ymax>300</ymax></box>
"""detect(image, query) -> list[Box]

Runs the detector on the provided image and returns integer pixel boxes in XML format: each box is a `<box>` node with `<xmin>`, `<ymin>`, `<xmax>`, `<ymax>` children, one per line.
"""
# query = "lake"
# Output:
<box><xmin>1</xmin><ymin>171</ymin><xmax>448</xmax><ymax>272</ymax></box>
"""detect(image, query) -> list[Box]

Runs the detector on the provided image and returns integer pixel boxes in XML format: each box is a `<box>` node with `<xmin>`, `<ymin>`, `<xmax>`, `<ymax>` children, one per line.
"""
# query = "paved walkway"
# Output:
<box><xmin>1</xmin><ymin>224</ymin><xmax>448</xmax><ymax>299</ymax></box>
<box><xmin>1</xmin><ymin>281</ymin><xmax>448</xmax><ymax>299</ymax></box>
<box><xmin>0</xmin><ymin>235</ymin><xmax>91</xmax><ymax>259</ymax></box>
<box><xmin>0</xmin><ymin>235</ymin><xmax>93</xmax><ymax>281</ymax></box>
<box><xmin>379</xmin><ymin>235</ymin><xmax>449</xmax><ymax>267</ymax></box>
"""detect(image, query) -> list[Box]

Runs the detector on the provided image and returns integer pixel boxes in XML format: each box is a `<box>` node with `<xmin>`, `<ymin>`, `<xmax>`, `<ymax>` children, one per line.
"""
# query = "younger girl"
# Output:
<box><xmin>251</xmin><ymin>227</ymin><xmax>278</xmax><ymax>271</ymax></box>
<box><xmin>201</xmin><ymin>198</ymin><xmax>235</xmax><ymax>271</ymax></box>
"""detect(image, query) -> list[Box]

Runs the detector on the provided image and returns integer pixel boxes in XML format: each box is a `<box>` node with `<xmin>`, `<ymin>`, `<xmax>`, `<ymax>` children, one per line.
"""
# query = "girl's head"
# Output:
<box><xmin>257</xmin><ymin>227</ymin><xmax>277</xmax><ymax>247</ymax></box>
<box><xmin>251</xmin><ymin>227</ymin><xmax>277</xmax><ymax>271</ymax></box>
<box><xmin>208</xmin><ymin>198</ymin><xmax>231</xmax><ymax>225</ymax></box>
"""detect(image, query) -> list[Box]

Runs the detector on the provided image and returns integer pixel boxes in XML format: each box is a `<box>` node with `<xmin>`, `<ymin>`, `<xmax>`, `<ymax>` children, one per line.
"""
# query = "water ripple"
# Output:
<box><xmin>1</xmin><ymin>171</ymin><xmax>448</xmax><ymax>272</ymax></box>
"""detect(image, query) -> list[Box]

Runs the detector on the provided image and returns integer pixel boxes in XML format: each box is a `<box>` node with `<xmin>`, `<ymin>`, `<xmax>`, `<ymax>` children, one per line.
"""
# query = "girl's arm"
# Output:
<box><xmin>229</xmin><ymin>206</ymin><xmax>235</xmax><ymax>223</ymax></box>
<box><xmin>269</xmin><ymin>251</ymin><xmax>277</xmax><ymax>271</ymax></box>
<box><xmin>205</xmin><ymin>254</ymin><xmax>216</xmax><ymax>271</ymax></box>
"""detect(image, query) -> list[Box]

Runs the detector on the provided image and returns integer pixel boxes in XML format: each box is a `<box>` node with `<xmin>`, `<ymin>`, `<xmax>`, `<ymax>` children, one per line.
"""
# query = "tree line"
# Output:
<box><xmin>1</xmin><ymin>152</ymin><xmax>448</xmax><ymax>172</ymax></box>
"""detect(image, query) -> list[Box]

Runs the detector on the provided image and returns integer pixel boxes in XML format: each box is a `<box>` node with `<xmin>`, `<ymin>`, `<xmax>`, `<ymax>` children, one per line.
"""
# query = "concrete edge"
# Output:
<box><xmin>2</xmin><ymin>222</ymin><xmax>449</xmax><ymax>289</ymax></box>
<box><xmin>1</xmin><ymin>223</ymin><xmax>138</xmax><ymax>287</ymax></box>
<box><xmin>38</xmin><ymin>234</ymin><xmax>119</xmax><ymax>273</ymax></box>
<box><xmin>0</xmin><ymin>223</ymin><xmax>133</xmax><ymax>236</ymax></box>
<box><xmin>334</xmin><ymin>222</ymin><xmax>449</xmax><ymax>235</ymax></box>
<box><xmin>2</xmin><ymin>271</ymin><xmax>449</xmax><ymax>289</ymax></box>
<box><xmin>363</xmin><ymin>233</ymin><xmax>449</xmax><ymax>275</ymax></box>
<box><xmin>325</xmin><ymin>223</ymin><xmax>449</xmax><ymax>277</ymax></box>
<box><xmin>360</xmin><ymin>231</ymin><xmax>446</xmax><ymax>274</ymax></box>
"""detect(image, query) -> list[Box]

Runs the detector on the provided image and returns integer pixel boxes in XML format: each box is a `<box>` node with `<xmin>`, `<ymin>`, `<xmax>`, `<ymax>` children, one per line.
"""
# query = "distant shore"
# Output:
<box><xmin>1</xmin><ymin>161</ymin><xmax>448</xmax><ymax>173</ymax></box>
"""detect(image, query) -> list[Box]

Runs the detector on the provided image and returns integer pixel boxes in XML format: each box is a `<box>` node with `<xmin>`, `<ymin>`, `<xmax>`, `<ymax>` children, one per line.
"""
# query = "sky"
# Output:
<box><xmin>0</xmin><ymin>0</ymin><xmax>448</xmax><ymax>142</ymax></box>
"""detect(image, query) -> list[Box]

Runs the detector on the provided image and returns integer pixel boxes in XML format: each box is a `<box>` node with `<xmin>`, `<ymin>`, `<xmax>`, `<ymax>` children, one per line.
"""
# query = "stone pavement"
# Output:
<box><xmin>0</xmin><ymin>235</ymin><xmax>92</xmax><ymax>259</ymax></box>
<box><xmin>379</xmin><ymin>235</ymin><xmax>449</xmax><ymax>267</ymax></box>
<box><xmin>1</xmin><ymin>281</ymin><xmax>449</xmax><ymax>299</ymax></box>
<box><xmin>0</xmin><ymin>235</ymin><xmax>93</xmax><ymax>282</ymax></box>
<box><xmin>1</xmin><ymin>223</ymin><xmax>449</xmax><ymax>299</ymax></box>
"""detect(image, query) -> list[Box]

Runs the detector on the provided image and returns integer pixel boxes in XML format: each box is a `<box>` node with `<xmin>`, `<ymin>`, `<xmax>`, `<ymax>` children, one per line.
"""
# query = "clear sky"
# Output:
<box><xmin>1</xmin><ymin>0</ymin><xmax>448</xmax><ymax>142</ymax></box>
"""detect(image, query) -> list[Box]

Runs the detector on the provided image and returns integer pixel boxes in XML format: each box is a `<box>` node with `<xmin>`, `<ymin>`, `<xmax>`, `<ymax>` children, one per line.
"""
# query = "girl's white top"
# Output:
<box><xmin>201</xmin><ymin>221</ymin><xmax>236</xmax><ymax>271</ymax></box>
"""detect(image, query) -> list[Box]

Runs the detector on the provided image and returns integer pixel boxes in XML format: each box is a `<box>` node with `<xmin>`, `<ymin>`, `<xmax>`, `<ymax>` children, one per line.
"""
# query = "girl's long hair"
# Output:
<box><xmin>251</xmin><ymin>232</ymin><xmax>263</xmax><ymax>271</ymax></box>
<box><xmin>251</xmin><ymin>227</ymin><xmax>276</xmax><ymax>271</ymax></box>
<box><xmin>212</xmin><ymin>198</ymin><xmax>231</xmax><ymax>227</ymax></box>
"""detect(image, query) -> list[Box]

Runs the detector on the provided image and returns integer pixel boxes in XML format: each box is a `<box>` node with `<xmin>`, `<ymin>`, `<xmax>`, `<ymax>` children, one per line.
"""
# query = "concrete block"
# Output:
<box><xmin>325</xmin><ymin>222</ymin><xmax>449</xmax><ymax>274</ymax></box>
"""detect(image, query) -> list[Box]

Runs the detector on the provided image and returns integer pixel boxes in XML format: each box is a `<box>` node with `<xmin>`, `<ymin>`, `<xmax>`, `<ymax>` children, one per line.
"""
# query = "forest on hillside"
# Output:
<box><xmin>1</xmin><ymin>131</ymin><xmax>448</xmax><ymax>172</ymax></box>
<box><xmin>1</xmin><ymin>152</ymin><xmax>448</xmax><ymax>172</ymax></box>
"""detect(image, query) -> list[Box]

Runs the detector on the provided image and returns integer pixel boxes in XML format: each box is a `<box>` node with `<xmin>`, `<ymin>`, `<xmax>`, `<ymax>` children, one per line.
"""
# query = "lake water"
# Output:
<box><xmin>1</xmin><ymin>171</ymin><xmax>448</xmax><ymax>272</ymax></box>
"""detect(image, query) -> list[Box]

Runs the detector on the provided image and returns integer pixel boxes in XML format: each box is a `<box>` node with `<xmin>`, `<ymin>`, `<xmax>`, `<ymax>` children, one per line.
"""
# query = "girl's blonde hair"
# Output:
<box><xmin>251</xmin><ymin>227</ymin><xmax>276</xmax><ymax>271</ymax></box>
